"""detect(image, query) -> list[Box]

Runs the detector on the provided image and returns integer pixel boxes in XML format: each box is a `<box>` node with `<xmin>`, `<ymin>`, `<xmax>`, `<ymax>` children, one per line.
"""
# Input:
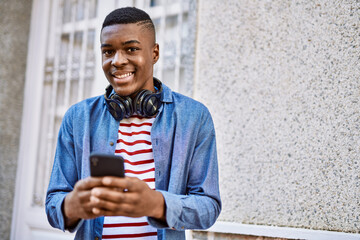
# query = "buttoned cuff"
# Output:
<box><xmin>57</xmin><ymin>194</ymin><xmax>84</xmax><ymax>233</ymax></box>
<box><xmin>147</xmin><ymin>190</ymin><xmax>186</xmax><ymax>231</ymax></box>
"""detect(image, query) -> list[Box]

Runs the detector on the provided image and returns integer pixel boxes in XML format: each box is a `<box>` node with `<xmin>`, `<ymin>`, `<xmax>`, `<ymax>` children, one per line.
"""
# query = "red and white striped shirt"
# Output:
<box><xmin>102</xmin><ymin>115</ymin><xmax>157</xmax><ymax>240</ymax></box>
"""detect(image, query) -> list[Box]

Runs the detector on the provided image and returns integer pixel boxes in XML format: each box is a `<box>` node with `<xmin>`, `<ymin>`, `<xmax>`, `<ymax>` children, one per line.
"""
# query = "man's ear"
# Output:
<box><xmin>153</xmin><ymin>43</ymin><xmax>159</xmax><ymax>64</ymax></box>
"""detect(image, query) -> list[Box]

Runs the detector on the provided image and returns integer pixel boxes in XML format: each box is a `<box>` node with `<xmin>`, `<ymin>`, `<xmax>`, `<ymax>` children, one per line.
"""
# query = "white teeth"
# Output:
<box><xmin>115</xmin><ymin>72</ymin><xmax>133</xmax><ymax>79</ymax></box>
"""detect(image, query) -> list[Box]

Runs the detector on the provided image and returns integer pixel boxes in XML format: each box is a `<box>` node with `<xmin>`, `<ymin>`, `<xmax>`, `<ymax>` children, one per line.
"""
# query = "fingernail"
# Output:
<box><xmin>90</xmin><ymin>196</ymin><xmax>99</xmax><ymax>203</ymax></box>
<box><xmin>92</xmin><ymin>208</ymin><xmax>100</xmax><ymax>214</ymax></box>
<box><xmin>92</xmin><ymin>189</ymin><xmax>101</xmax><ymax>196</ymax></box>
<box><xmin>103</xmin><ymin>177</ymin><xmax>111</xmax><ymax>185</ymax></box>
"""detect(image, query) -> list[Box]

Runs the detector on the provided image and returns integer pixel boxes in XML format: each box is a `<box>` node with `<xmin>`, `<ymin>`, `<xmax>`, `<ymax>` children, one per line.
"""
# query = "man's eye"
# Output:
<box><xmin>128</xmin><ymin>47</ymin><xmax>138</xmax><ymax>52</ymax></box>
<box><xmin>102</xmin><ymin>50</ymin><xmax>114</xmax><ymax>56</ymax></box>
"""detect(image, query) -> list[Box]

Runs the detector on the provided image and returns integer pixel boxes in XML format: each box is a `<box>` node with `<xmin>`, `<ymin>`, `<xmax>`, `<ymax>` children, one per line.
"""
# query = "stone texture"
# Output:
<box><xmin>0</xmin><ymin>0</ymin><xmax>33</xmax><ymax>239</ymax></box>
<box><xmin>195</xmin><ymin>0</ymin><xmax>360</xmax><ymax>233</ymax></box>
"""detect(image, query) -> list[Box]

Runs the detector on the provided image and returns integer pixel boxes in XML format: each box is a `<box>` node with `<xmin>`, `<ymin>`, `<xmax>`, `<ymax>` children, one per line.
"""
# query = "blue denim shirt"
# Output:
<box><xmin>45</xmin><ymin>83</ymin><xmax>221</xmax><ymax>240</ymax></box>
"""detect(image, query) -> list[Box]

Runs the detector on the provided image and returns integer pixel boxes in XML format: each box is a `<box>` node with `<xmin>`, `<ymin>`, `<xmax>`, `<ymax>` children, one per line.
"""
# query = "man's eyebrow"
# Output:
<box><xmin>123</xmin><ymin>40</ymin><xmax>141</xmax><ymax>45</ymax></box>
<box><xmin>100</xmin><ymin>40</ymin><xmax>140</xmax><ymax>48</ymax></box>
<box><xmin>101</xmin><ymin>43</ymin><xmax>112</xmax><ymax>48</ymax></box>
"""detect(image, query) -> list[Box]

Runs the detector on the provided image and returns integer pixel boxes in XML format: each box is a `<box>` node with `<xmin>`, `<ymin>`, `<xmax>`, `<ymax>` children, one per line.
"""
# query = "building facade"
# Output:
<box><xmin>1</xmin><ymin>0</ymin><xmax>359</xmax><ymax>239</ymax></box>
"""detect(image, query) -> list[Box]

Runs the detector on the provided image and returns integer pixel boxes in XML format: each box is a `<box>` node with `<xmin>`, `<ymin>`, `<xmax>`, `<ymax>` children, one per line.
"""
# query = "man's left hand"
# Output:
<box><xmin>89</xmin><ymin>176</ymin><xmax>166</xmax><ymax>222</ymax></box>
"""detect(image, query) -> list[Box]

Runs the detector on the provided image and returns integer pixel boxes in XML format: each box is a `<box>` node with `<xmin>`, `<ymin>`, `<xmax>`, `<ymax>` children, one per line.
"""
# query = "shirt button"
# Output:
<box><xmin>95</xmin><ymin>237</ymin><xmax>99</xmax><ymax>240</ymax></box>
<box><xmin>110</xmin><ymin>141</ymin><xmax>114</xmax><ymax>146</ymax></box>
<box><xmin>181</xmin><ymin>226</ymin><xmax>184</xmax><ymax>229</ymax></box>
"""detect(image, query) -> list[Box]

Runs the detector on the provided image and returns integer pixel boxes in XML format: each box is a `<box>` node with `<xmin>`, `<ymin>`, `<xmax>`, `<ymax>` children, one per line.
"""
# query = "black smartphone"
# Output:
<box><xmin>89</xmin><ymin>153</ymin><xmax>125</xmax><ymax>177</ymax></box>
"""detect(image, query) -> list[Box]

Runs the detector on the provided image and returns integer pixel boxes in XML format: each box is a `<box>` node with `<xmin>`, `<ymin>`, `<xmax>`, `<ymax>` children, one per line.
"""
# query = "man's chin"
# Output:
<box><xmin>112</xmin><ymin>86</ymin><xmax>137</xmax><ymax>98</ymax></box>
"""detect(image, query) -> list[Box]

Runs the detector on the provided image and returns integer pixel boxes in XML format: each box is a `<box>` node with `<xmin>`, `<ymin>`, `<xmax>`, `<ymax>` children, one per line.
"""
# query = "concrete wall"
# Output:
<box><xmin>195</xmin><ymin>0</ymin><xmax>359</xmax><ymax>233</ymax></box>
<box><xmin>0</xmin><ymin>0</ymin><xmax>33</xmax><ymax>239</ymax></box>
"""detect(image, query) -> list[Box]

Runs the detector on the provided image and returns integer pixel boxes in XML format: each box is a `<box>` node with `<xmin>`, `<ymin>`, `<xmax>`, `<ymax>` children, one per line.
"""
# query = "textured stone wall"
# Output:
<box><xmin>195</xmin><ymin>0</ymin><xmax>359</xmax><ymax>233</ymax></box>
<box><xmin>0</xmin><ymin>0</ymin><xmax>33</xmax><ymax>239</ymax></box>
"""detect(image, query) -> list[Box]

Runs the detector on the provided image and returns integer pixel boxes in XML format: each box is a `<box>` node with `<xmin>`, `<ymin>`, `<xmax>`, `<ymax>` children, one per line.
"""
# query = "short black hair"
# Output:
<box><xmin>102</xmin><ymin>7</ymin><xmax>155</xmax><ymax>39</ymax></box>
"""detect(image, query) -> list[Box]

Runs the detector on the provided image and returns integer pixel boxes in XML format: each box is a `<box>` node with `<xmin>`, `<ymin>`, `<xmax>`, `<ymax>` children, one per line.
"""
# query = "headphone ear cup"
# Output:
<box><xmin>133</xmin><ymin>90</ymin><xmax>151</xmax><ymax>116</ymax></box>
<box><xmin>111</xmin><ymin>95</ymin><xmax>133</xmax><ymax>118</ymax></box>
<box><xmin>143</xmin><ymin>94</ymin><xmax>161</xmax><ymax>117</ymax></box>
<box><xmin>108</xmin><ymin>99</ymin><xmax>126</xmax><ymax>121</ymax></box>
<box><xmin>134</xmin><ymin>89</ymin><xmax>161</xmax><ymax>117</ymax></box>
<box><xmin>122</xmin><ymin>96</ymin><xmax>134</xmax><ymax>118</ymax></box>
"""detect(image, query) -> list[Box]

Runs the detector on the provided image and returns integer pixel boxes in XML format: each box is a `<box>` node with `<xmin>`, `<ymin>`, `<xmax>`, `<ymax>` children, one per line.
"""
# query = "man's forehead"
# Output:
<box><xmin>102</xmin><ymin>23</ymin><xmax>141</xmax><ymax>33</ymax></box>
<box><xmin>100</xmin><ymin>23</ymin><xmax>154</xmax><ymax>43</ymax></box>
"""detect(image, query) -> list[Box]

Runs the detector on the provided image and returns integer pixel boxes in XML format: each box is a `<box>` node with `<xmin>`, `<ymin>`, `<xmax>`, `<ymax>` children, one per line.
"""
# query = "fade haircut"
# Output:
<box><xmin>102</xmin><ymin>7</ymin><xmax>156</xmax><ymax>42</ymax></box>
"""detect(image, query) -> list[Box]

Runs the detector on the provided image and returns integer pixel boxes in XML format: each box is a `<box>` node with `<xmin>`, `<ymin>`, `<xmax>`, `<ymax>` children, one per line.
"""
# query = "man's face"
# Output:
<box><xmin>101</xmin><ymin>23</ymin><xmax>159</xmax><ymax>97</ymax></box>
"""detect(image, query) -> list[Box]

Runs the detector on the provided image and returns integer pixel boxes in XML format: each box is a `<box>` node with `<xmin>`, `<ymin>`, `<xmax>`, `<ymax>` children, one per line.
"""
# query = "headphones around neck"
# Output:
<box><xmin>104</xmin><ymin>78</ymin><xmax>163</xmax><ymax>121</ymax></box>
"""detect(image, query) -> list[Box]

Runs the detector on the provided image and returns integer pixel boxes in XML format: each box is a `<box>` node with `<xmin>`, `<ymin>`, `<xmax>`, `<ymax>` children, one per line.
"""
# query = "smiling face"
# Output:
<box><xmin>101</xmin><ymin>23</ymin><xmax>159</xmax><ymax>97</ymax></box>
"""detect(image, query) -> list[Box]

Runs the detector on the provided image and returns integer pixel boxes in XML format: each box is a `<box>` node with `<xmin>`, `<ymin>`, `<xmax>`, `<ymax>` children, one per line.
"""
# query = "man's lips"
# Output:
<box><xmin>111</xmin><ymin>72</ymin><xmax>134</xmax><ymax>79</ymax></box>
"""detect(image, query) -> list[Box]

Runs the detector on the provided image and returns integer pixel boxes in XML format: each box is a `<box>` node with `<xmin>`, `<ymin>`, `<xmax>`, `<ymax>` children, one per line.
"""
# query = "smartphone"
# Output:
<box><xmin>89</xmin><ymin>153</ymin><xmax>125</xmax><ymax>177</ymax></box>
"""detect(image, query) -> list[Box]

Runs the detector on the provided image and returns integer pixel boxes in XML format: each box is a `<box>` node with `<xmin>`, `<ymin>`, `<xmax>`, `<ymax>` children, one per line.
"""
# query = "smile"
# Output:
<box><xmin>113</xmin><ymin>72</ymin><xmax>134</xmax><ymax>79</ymax></box>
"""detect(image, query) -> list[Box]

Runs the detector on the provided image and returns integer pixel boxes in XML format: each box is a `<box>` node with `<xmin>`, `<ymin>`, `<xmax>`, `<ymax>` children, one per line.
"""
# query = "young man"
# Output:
<box><xmin>46</xmin><ymin>7</ymin><xmax>221</xmax><ymax>240</ymax></box>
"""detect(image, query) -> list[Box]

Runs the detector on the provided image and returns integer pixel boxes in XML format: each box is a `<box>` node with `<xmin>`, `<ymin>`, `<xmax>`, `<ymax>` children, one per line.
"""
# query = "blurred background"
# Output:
<box><xmin>1</xmin><ymin>0</ymin><xmax>359</xmax><ymax>239</ymax></box>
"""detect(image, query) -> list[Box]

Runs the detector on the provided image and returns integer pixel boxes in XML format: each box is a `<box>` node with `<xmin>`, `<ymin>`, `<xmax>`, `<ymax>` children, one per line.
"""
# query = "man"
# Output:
<box><xmin>46</xmin><ymin>7</ymin><xmax>221</xmax><ymax>240</ymax></box>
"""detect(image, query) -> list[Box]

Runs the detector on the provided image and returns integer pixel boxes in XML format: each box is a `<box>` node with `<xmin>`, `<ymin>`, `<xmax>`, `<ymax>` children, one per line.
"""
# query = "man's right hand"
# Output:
<box><xmin>63</xmin><ymin>177</ymin><xmax>104</xmax><ymax>228</ymax></box>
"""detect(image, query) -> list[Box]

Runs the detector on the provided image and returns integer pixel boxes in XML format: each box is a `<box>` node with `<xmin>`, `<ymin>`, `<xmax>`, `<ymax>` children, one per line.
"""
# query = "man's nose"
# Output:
<box><xmin>112</xmin><ymin>51</ymin><xmax>128</xmax><ymax>67</ymax></box>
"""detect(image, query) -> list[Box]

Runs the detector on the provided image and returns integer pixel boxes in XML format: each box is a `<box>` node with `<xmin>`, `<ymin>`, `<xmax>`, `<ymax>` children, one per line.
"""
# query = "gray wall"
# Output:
<box><xmin>0</xmin><ymin>0</ymin><xmax>33</xmax><ymax>239</ymax></box>
<box><xmin>195</xmin><ymin>0</ymin><xmax>359</xmax><ymax>233</ymax></box>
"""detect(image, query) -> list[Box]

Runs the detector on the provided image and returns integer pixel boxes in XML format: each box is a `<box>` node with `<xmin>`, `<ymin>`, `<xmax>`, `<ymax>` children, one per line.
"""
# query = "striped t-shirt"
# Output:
<box><xmin>102</xmin><ymin>115</ymin><xmax>157</xmax><ymax>240</ymax></box>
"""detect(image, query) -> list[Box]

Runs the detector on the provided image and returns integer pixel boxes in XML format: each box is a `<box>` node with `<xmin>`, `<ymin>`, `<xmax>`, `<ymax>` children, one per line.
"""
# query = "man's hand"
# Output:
<box><xmin>63</xmin><ymin>177</ymin><xmax>104</xmax><ymax>228</ymax></box>
<box><xmin>89</xmin><ymin>176</ymin><xmax>166</xmax><ymax>222</ymax></box>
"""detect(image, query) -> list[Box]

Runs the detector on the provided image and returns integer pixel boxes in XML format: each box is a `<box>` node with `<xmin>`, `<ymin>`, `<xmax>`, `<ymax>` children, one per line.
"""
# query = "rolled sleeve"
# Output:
<box><xmin>45</xmin><ymin>192</ymin><xmax>84</xmax><ymax>232</ymax></box>
<box><xmin>147</xmin><ymin>190</ymin><xmax>183</xmax><ymax>229</ymax></box>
